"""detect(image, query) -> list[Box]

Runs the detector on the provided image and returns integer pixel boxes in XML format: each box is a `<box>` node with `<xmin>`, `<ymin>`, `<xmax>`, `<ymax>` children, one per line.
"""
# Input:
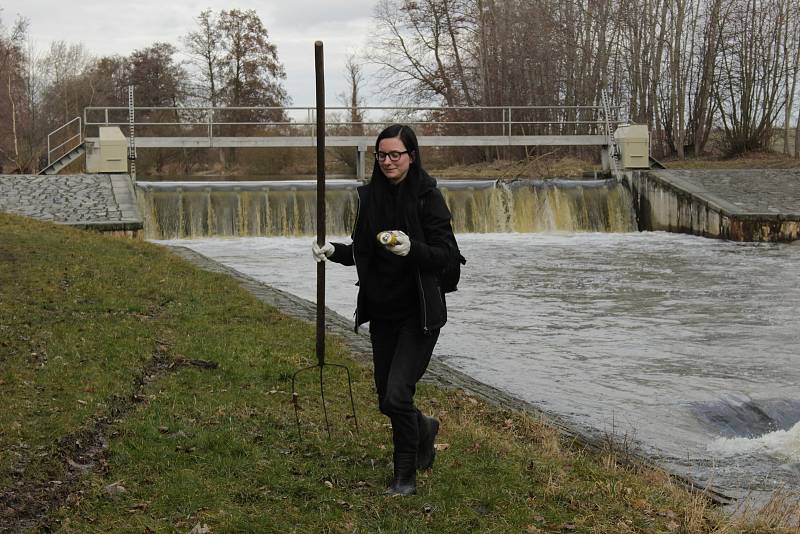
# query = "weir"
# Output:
<box><xmin>136</xmin><ymin>179</ymin><xmax>638</xmax><ymax>239</ymax></box>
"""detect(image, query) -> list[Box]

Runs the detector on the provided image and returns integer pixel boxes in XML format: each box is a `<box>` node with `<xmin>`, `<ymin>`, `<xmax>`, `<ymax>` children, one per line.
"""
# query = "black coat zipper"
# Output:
<box><xmin>406</xmin><ymin>203</ymin><xmax>430</xmax><ymax>334</ymax></box>
<box><xmin>417</xmin><ymin>269</ymin><xmax>429</xmax><ymax>334</ymax></box>
<box><xmin>352</xmin><ymin>189</ymin><xmax>363</xmax><ymax>332</ymax></box>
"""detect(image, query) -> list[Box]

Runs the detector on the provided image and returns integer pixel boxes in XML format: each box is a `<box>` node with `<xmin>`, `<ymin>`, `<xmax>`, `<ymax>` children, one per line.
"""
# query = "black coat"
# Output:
<box><xmin>329</xmin><ymin>172</ymin><xmax>458</xmax><ymax>334</ymax></box>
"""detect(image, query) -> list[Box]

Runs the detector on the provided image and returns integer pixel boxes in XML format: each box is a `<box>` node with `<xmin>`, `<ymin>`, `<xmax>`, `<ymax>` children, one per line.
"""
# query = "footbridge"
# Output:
<box><xmin>61</xmin><ymin>104</ymin><xmax>625</xmax><ymax>178</ymax></box>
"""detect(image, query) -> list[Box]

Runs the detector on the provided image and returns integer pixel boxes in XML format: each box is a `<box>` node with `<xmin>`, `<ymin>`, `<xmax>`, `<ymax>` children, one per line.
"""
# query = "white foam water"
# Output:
<box><xmin>708</xmin><ymin>422</ymin><xmax>800</xmax><ymax>461</ymax></box>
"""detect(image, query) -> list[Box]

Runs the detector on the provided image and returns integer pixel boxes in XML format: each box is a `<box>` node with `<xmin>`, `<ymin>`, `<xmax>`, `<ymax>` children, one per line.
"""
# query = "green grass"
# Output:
<box><xmin>1</xmin><ymin>212</ymin><xmax>797</xmax><ymax>533</ymax></box>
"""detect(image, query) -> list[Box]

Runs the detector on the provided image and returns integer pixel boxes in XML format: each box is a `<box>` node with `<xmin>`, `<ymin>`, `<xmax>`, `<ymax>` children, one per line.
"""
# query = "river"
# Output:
<box><xmin>156</xmin><ymin>231</ymin><xmax>800</xmax><ymax>508</ymax></box>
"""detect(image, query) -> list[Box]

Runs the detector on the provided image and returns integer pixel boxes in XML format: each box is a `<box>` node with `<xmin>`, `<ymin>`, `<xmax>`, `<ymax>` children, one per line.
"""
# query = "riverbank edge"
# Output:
<box><xmin>164</xmin><ymin>244</ymin><xmax>732</xmax><ymax>507</ymax></box>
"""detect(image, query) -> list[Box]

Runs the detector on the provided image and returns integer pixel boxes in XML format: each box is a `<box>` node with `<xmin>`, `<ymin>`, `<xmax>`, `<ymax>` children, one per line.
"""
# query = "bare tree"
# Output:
<box><xmin>217</xmin><ymin>9</ymin><xmax>288</xmax><ymax>109</ymax></box>
<box><xmin>128</xmin><ymin>42</ymin><xmax>186</xmax><ymax>107</ymax></box>
<box><xmin>657</xmin><ymin>0</ymin><xmax>730</xmax><ymax>158</ymax></box>
<box><xmin>180</xmin><ymin>9</ymin><xmax>289</xmax><ymax>168</ymax></box>
<box><xmin>183</xmin><ymin>9</ymin><xmax>222</xmax><ymax>106</ymax></box>
<box><xmin>82</xmin><ymin>55</ymin><xmax>129</xmax><ymax>107</ymax></box>
<box><xmin>217</xmin><ymin>7</ymin><xmax>289</xmax><ymax>145</ymax></box>
<box><xmin>688</xmin><ymin>0</ymin><xmax>727</xmax><ymax>156</ymax></box>
<box><xmin>715</xmin><ymin>0</ymin><xmax>789</xmax><ymax>154</ymax></box>
<box><xmin>363</xmin><ymin>0</ymin><xmax>795</xmax><ymax>161</ymax></box>
<box><xmin>663</xmin><ymin>0</ymin><xmax>689</xmax><ymax>157</ymax></box>
<box><xmin>339</xmin><ymin>54</ymin><xmax>366</xmax><ymax>135</ymax></box>
<box><xmin>367</xmin><ymin>0</ymin><xmax>477</xmax><ymax>107</ymax></box>
<box><xmin>127</xmin><ymin>42</ymin><xmax>187</xmax><ymax>172</ymax></box>
<box><xmin>618</xmin><ymin>0</ymin><xmax>669</xmax><ymax>155</ymax></box>
<box><xmin>558</xmin><ymin>0</ymin><xmax>618</xmax><ymax>134</ymax></box>
<box><xmin>780</xmin><ymin>0</ymin><xmax>800</xmax><ymax>155</ymax></box>
<box><xmin>38</xmin><ymin>41</ymin><xmax>92</xmax><ymax>123</ymax></box>
<box><xmin>0</xmin><ymin>13</ymin><xmax>31</xmax><ymax>172</ymax></box>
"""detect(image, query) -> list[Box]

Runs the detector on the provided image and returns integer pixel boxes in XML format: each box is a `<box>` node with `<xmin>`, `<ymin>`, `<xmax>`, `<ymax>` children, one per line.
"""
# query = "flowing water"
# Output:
<box><xmin>156</xmin><ymin>233</ymin><xmax>800</xmax><ymax>505</ymax></box>
<box><xmin>146</xmin><ymin>179</ymin><xmax>800</xmax><ymax>506</ymax></box>
<box><xmin>137</xmin><ymin>178</ymin><xmax>637</xmax><ymax>239</ymax></box>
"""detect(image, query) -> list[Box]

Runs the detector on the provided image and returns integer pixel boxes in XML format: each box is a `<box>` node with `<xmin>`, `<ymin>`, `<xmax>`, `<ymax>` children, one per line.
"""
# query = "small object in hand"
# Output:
<box><xmin>377</xmin><ymin>231</ymin><xmax>399</xmax><ymax>246</ymax></box>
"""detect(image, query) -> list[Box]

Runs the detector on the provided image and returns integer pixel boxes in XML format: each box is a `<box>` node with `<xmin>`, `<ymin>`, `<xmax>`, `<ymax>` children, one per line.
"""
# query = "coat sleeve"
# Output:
<box><xmin>408</xmin><ymin>189</ymin><xmax>456</xmax><ymax>271</ymax></box>
<box><xmin>329</xmin><ymin>242</ymin><xmax>355</xmax><ymax>266</ymax></box>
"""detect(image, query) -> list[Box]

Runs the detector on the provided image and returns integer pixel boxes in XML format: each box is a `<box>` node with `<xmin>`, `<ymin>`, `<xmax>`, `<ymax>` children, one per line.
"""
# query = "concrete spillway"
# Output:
<box><xmin>135</xmin><ymin>178</ymin><xmax>638</xmax><ymax>240</ymax></box>
<box><xmin>5</xmin><ymin>169</ymin><xmax>797</xmax><ymax>243</ymax></box>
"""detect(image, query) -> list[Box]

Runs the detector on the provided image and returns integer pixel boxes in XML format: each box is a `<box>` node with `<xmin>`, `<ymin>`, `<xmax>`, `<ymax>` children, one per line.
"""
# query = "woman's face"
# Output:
<box><xmin>377</xmin><ymin>136</ymin><xmax>414</xmax><ymax>185</ymax></box>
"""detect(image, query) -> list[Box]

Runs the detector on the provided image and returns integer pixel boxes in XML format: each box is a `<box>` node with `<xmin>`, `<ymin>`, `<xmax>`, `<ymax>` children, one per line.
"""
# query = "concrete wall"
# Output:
<box><xmin>625</xmin><ymin>171</ymin><xmax>799</xmax><ymax>242</ymax></box>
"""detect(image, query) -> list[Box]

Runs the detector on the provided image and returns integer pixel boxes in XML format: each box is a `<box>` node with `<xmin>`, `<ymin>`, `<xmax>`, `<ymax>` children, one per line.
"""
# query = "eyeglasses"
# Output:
<box><xmin>375</xmin><ymin>150</ymin><xmax>409</xmax><ymax>162</ymax></box>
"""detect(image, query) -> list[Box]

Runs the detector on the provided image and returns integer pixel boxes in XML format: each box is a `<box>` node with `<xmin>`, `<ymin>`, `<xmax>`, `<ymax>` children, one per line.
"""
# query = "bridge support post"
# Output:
<box><xmin>600</xmin><ymin>147</ymin><xmax>610</xmax><ymax>172</ymax></box>
<box><xmin>356</xmin><ymin>144</ymin><xmax>367</xmax><ymax>180</ymax></box>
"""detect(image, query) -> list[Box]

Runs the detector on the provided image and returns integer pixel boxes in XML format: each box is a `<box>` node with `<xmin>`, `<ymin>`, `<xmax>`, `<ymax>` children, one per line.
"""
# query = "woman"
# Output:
<box><xmin>312</xmin><ymin>124</ymin><xmax>458</xmax><ymax>496</ymax></box>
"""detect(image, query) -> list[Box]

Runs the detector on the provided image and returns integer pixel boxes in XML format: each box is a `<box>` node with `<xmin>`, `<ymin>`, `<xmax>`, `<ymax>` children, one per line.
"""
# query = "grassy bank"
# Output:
<box><xmin>0</xmin><ymin>213</ymin><xmax>794</xmax><ymax>532</ymax></box>
<box><xmin>662</xmin><ymin>151</ymin><xmax>800</xmax><ymax>170</ymax></box>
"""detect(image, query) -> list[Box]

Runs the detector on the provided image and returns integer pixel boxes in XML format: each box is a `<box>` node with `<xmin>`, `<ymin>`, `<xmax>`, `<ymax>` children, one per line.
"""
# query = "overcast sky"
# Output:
<box><xmin>1</xmin><ymin>0</ymin><xmax>381</xmax><ymax>106</ymax></box>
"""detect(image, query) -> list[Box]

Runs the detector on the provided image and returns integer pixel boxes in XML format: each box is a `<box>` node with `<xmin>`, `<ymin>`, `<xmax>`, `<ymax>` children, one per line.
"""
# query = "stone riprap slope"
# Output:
<box><xmin>0</xmin><ymin>174</ymin><xmax>141</xmax><ymax>234</ymax></box>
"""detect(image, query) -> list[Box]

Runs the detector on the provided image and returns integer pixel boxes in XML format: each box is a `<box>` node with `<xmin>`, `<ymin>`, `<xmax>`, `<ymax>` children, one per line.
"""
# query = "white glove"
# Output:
<box><xmin>312</xmin><ymin>241</ymin><xmax>334</xmax><ymax>262</ymax></box>
<box><xmin>385</xmin><ymin>230</ymin><xmax>410</xmax><ymax>256</ymax></box>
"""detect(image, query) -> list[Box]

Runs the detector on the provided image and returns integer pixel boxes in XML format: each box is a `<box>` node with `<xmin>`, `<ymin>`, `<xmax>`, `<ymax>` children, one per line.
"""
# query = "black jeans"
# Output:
<box><xmin>369</xmin><ymin>316</ymin><xmax>439</xmax><ymax>455</ymax></box>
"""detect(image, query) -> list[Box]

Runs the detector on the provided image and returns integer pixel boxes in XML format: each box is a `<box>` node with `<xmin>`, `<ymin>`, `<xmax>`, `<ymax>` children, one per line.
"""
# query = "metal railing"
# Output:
<box><xmin>83</xmin><ymin>105</ymin><xmax>625</xmax><ymax>140</ymax></box>
<box><xmin>600</xmin><ymin>90</ymin><xmax>622</xmax><ymax>179</ymax></box>
<box><xmin>47</xmin><ymin>116</ymin><xmax>82</xmax><ymax>166</ymax></box>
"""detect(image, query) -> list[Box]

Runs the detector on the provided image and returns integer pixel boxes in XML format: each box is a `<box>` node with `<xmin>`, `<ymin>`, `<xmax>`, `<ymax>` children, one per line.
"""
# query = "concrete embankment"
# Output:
<box><xmin>627</xmin><ymin>169</ymin><xmax>800</xmax><ymax>242</ymax></box>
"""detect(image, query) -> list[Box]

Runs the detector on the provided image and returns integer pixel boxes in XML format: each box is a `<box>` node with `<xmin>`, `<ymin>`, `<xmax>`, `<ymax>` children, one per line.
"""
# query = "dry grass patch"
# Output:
<box><xmin>663</xmin><ymin>151</ymin><xmax>800</xmax><ymax>170</ymax></box>
<box><xmin>433</xmin><ymin>154</ymin><xmax>598</xmax><ymax>179</ymax></box>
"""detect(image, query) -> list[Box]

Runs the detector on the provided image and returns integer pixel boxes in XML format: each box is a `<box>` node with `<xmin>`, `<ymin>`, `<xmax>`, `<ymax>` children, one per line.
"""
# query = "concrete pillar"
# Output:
<box><xmin>357</xmin><ymin>144</ymin><xmax>368</xmax><ymax>179</ymax></box>
<box><xmin>601</xmin><ymin>147</ymin><xmax>610</xmax><ymax>171</ymax></box>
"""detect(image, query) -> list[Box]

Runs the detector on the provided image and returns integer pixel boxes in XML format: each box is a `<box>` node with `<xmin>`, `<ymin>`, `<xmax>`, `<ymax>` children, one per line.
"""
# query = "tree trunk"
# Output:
<box><xmin>7</xmin><ymin>69</ymin><xmax>20</xmax><ymax>171</ymax></box>
<box><xmin>694</xmin><ymin>0</ymin><xmax>725</xmax><ymax>156</ymax></box>
<box><xmin>795</xmin><ymin>112</ymin><xmax>800</xmax><ymax>158</ymax></box>
<box><xmin>444</xmin><ymin>3</ymin><xmax>474</xmax><ymax>106</ymax></box>
<box><xmin>669</xmin><ymin>0</ymin><xmax>686</xmax><ymax>159</ymax></box>
<box><xmin>783</xmin><ymin>0</ymin><xmax>800</xmax><ymax>155</ymax></box>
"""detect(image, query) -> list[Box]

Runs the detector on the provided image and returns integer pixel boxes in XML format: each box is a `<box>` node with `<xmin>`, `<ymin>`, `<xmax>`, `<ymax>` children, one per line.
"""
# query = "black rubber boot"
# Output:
<box><xmin>417</xmin><ymin>416</ymin><xmax>439</xmax><ymax>470</ymax></box>
<box><xmin>385</xmin><ymin>452</ymin><xmax>417</xmax><ymax>496</ymax></box>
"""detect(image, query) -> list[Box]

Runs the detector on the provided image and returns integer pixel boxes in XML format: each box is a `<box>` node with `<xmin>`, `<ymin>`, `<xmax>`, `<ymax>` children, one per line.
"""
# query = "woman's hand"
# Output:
<box><xmin>385</xmin><ymin>231</ymin><xmax>411</xmax><ymax>256</ymax></box>
<box><xmin>312</xmin><ymin>241</ymin><xmax>335</xmax><ymax>262</ymax></box>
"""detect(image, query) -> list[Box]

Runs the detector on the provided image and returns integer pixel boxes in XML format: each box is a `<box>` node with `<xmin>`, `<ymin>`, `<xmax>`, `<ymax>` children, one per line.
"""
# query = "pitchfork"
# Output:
<box><xmin>291</xmin><ymin>41</ymin><xmax>359</xmax><ymax>440</ymax></box>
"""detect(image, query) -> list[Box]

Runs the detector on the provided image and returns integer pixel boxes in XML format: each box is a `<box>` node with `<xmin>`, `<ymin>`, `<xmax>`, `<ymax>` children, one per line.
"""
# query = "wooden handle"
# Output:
<box><xmin>315</xmin><ymin>41</ymin><xmax>326</xmax><ymax>367</ymax></box>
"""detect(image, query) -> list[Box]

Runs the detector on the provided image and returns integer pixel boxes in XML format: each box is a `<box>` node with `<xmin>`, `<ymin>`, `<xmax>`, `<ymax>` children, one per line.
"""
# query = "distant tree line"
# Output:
<box><xmin>0</xmin><ymin>8</ymin><xmax>288</xmax><ymax>173</ymax></box>
<box><xmin>365</xmin><ymin>0</ymin><xmax>800</xmax><ymax>159</ymax></box>
<box><xmin>2</xmin><ymin>2</ymin><xmax>800</xmax><ymax>173</ymax></box>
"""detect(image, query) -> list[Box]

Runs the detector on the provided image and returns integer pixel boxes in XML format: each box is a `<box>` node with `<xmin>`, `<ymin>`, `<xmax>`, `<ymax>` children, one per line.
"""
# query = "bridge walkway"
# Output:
<box><xmin>83</xmin><ymin>104</ymin><xmax>622</xmax><ymax>178</ymax></box>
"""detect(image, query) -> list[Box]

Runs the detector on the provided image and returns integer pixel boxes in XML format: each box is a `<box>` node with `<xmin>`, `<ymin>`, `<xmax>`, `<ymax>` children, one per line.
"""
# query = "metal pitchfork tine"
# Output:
<box><xmin>292</xmin><ymin>41</ymin><xmax>359</xmax><ymax>440</ymax></box>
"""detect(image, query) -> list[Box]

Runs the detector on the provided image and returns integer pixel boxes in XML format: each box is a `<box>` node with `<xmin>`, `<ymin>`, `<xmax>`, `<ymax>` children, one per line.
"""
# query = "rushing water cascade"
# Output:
<box><xmin>137</xmin><ymin>179</ymin><xmax>637</xmax><ymax>239</ymax></box>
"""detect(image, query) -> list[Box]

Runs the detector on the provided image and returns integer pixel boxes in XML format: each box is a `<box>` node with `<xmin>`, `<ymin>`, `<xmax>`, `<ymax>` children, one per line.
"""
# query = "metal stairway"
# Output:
<box><xmin>38</xmin><ymin>144</ymin><xmax>85</xmax><ymax>175</ymax></box>
<box><xmin>600</xmin><ymin>89</ymin><xmax>622</xmax><ymax>180</ymax></box>
<box><xmin>648</xmin><ymin>155</ymin><xmax>666</xmax><ymax>169</ymax></box>
<box><xmin>38</xmin><ymin>116</ymin><xmax>84</xmax><ymax>175</ymax></box>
